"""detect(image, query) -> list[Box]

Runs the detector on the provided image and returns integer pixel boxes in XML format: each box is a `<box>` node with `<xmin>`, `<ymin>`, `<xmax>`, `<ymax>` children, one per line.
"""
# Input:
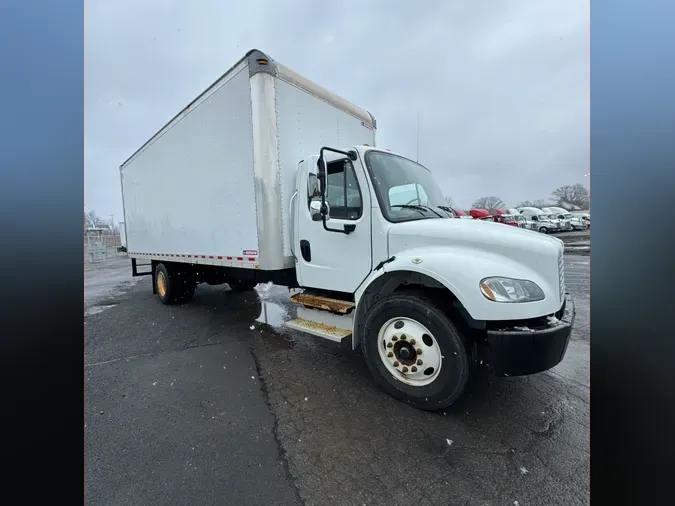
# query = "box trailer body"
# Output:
<box><xmin>121</xmin><ymin>51</ymin><xmax>375</xmax><ymax>276</ymax></box>
<box><xmin>120</xmin><ymin>50</ymin><xmax>574</xmax><ymax>411</ymax></box>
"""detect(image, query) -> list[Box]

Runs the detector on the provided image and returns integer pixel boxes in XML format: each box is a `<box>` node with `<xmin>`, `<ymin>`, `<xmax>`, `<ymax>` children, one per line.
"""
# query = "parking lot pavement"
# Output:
<box><xmin>85</xmin><ymin>255</ymin><xmax>589</xmax><ymax>505</ymax></box>
<box><xmin>85</xmin><ymin>284</ymin><xmax>302</xmax><ymax>505</ymax></box>
<box><xmin>85</xmin><ymin>255</ymin><xmax>141</xmax><ymax>312</ymax></box>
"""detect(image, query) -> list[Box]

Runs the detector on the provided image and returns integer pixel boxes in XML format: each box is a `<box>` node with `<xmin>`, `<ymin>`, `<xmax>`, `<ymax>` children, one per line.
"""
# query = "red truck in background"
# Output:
<box><xmin>469</xmin><ymin>209</ymin><xmax>493</xmax><ymax>221</ymax></box>
<box><xmin>493</xmin><ymin>209</ymin><xmax>519</xmax><ymax>227</ymax></box>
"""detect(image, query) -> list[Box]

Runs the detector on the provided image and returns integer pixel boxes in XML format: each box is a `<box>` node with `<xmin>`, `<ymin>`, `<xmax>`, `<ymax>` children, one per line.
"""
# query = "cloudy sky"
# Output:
<box><xmin>85</xmin><ymin>0</ymin><xmax>588</xmax><ymax>220</ymax></box>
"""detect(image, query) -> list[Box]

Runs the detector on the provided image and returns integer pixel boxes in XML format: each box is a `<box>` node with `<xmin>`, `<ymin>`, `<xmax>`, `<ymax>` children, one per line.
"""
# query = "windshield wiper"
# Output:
<box><xmin>437</xmin><ymin>205</ymin><xmax>457</xmax><ymax>217</ymax></box>
<box><xmin>391</xmin><ymin>204</ymin><xmax>443</xmax><ymax>218</ymax></box>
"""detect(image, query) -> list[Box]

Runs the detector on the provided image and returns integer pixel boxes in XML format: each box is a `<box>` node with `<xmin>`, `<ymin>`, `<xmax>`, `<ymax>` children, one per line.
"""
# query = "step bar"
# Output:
<box><xmin>285</xmin><ymin>318</ymin><xmax>351</xmax><ymax>343</ymax></box>
<box><xmin>290</xmin><ymin>293</ymin><xmax>355</xmax><ymax>314</ymax></box>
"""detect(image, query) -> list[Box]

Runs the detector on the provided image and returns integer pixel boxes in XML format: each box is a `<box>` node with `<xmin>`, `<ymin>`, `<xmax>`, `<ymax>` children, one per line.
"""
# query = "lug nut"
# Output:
<box><xmin>416</xmin><ymin>349</ymin><xmax>422</xmax><ymax>355</ymax></box>
<box><xmin>402</xmin><ymin>367</ymin><xmax>409</xmax><ymax>373</ymax></box>
<box><xmin>411</xmin><ymin>366</ymin><xmax>418</xmax><ymax>372</ymax></box>
<box><xmin>387</xmin><ymin>352</ymin><xmax>393</xmax><ymax>358</ymax></box>
<box><xmin>410</xmin><ymin>339</ymin><xmax>416</xmax><ymax>346</ymax></box>
<box><xmin>393</xmin><ymin>361</ymin><xmax>399</xmax><ymax>367</ymax></box>
<box><xmin>416</xmin><ymin>359</ymin><xmax>423</xmax><ymax>366</ymax></box>
<box><xmin>400</xmin><ymin>335</ymin><xmax>406</xmax><ymax>340</ymax></box>
<box><xmin>387</xmin><ymin>342</ymin><xmax>393</xmax><ymax>348</ymax></box>
<box><xmin>392</xmin><ymin>336</ymin><xmax>398</xmax><ymax>341</ymax></box>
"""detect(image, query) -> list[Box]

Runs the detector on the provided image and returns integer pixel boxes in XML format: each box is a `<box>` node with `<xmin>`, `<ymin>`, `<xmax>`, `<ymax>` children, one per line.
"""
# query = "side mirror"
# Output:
<box><xmin>308</xmin><ymin>173</ymin><xmax>321</xmax><ymax>198</ymax></box>
<box><xmin>316</xmin><ymin>155</ymin><xmax>327</xmax><ymax>195</ymax></box>
<box><xmin>310</xmin><ymin>200</ymin><xmax>330</xmax><ymax>222</ymax></box>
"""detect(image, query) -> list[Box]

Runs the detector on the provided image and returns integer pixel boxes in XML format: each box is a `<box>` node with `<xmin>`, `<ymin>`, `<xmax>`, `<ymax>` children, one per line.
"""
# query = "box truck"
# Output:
<box><xmin>120</xmin><ymin>50</ymin><xmax>574</xmax><ymax>410</ymax></box>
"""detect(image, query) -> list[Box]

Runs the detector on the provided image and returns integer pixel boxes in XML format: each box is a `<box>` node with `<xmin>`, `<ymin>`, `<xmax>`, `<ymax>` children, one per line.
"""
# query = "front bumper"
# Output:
<box><xmin>486</xmin><ymin>294</ymin><xmax>575</xmax><ymax>377</ymax></box>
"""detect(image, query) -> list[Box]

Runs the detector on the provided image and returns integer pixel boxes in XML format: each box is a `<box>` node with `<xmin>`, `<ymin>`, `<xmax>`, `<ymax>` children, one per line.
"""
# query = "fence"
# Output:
<box><xmin>84</xmin><ymin>234</ymin><xmax>125</xmax><ymax>263</ymax></box>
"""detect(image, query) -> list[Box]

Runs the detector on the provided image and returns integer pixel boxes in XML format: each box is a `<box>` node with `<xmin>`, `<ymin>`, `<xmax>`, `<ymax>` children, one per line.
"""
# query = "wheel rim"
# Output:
<box><xmin>377</xmin><ymin>317</ymin><xmax>442</xmax><ymax>387</ymax></box>
<box><xmin>157</xmin><ymin>271</ymin><xmax>167</xmax><ymax>297</ymax></box>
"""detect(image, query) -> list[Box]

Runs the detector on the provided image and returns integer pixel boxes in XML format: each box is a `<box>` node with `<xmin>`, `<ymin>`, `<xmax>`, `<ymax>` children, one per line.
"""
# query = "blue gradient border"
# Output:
<box><xmin>591</xmin><ymin>0</ymin><xmax>675</xmax><ymax>502</ymax></box>
<box><xmin>0</xmin><ymin>1</ymin><xmax>83</xmax><ymax>495</ymax></box>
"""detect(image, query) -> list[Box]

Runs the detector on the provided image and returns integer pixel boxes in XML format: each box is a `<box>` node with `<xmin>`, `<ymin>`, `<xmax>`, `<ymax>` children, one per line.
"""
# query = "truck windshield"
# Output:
<box><xmin>364</xmin><ymin>151</ymin><xmax>447</xmax><ymax>222</ymax></box>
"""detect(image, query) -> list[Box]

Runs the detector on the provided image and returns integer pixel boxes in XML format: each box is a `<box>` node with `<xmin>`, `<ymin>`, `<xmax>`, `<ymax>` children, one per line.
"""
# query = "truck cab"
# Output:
<box><xmin>570</xmin><ymin>211</ymin><xmax>590</xmax><ymax>228</ymax></box>
<box><xmin>542</xmin><ymin>207</ymin><xmax>571</xmax><ymax>231</ymax></box>
<box><xmin>289</xmin><ymin>146</ymin><xmax>574</xmax><ymax>409</ymax></box>
<box><xmin>469</xmin><ymin>208</ymin><xmax>493</xmax><ymax>221</ymax></box>
<box><xmin>548</xmin><ymin>206</ymin><xmax>585</xmax><ymax>230</ymax></box>
<box><xmin>493</xmin><ymin>209</ymin><xmax>519</xmax><ymax>227</ymax></box>
<box><xmin>517</xmin><ymin>207</ymin><xmax>558</xmax><ymax>234</ymax></box>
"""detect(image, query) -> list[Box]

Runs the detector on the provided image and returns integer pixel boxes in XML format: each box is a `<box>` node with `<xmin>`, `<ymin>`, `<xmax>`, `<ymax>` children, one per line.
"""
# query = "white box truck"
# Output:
<box><xmin>120</xmin><ymin>50</ymin><xmax>574</xmax><ymax>410</ymax></box>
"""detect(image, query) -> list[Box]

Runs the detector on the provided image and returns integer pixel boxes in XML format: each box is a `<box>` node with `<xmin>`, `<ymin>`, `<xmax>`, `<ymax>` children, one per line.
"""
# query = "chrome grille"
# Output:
<box><xmin>558</xmin><ymin>249</ymin><xmax>565</xmax><ymax>302</ymax></box>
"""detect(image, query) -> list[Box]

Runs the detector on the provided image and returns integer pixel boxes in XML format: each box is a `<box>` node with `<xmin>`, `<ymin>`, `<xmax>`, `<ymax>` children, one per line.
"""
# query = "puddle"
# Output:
<box><xmin>256</xmin><ymin>301</ymin><xmax>289</xmax><ymax>327</ymax></box>
<box><xmin>85</xmin><ymin>304</ymin><xmax>117</xmax><ymax>317</ymax></box>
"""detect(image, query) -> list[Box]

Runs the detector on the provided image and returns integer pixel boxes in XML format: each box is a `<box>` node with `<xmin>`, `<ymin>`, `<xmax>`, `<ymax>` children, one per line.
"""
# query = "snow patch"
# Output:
<box><xmin>84</xmin><ymin>304</ymin><xmax>117</xmax><ymax>317</ymax></box>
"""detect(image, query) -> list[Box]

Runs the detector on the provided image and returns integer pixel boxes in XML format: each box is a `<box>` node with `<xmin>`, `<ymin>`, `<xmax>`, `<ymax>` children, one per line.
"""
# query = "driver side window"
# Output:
<box><xmin>308</xmin><ymin>159</ymin><xmax>362</xmax><ymax>220</ymax></box>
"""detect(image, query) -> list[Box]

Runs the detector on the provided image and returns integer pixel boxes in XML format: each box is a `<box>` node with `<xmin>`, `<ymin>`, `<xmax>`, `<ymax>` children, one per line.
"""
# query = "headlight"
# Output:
<box><xmin>479</xmin><ymin>277</ymin><xmax>545</xmax><ymax>303</ymax></box>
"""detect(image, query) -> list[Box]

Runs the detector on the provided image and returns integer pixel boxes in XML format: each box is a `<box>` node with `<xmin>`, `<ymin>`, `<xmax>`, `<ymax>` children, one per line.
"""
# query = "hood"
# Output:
<box><xmin>388</xmin><ymin>218</ymin><xmax>563</xmax><ymax>275</ymax></box>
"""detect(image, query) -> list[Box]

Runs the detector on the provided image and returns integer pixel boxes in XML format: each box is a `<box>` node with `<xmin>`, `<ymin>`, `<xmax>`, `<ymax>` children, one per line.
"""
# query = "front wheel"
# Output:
<box><xmin>539</xmin><ymin>226</ymin><xmax>549</xmax><ymax>234</ymax></box>
<box><xmin>361</xmin><ymin>293</ymin><xmax>470</xmax><ymax>410</ymax></box>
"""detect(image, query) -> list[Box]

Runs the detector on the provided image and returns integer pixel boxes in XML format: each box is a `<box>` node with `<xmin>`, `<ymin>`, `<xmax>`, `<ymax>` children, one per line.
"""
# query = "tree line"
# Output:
<box><xmin>446</xmin><ymin>184</ymin><xmax>589</xmax><ymax>214</ymax></box>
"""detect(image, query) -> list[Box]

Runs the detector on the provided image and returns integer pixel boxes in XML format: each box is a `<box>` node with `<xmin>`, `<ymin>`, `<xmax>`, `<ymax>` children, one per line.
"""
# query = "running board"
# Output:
<box><xmin>284</xmin><ymin>305</ymin><xmax>353</xmax><ymax>344</ymax></box>
<box><xmin>290</xmin><ymin>293</ymin><xmax>355</xmax><ymax>314</ymax></box>
<box><xmin>285</xmin><ymin>318</ymin><xmax>351</xmax><ymax>343</ymax></box>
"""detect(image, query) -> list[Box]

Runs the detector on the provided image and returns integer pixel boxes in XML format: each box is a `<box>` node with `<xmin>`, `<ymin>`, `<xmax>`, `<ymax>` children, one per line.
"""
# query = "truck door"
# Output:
<box><xmin>294</xmin><ymin>155</ymin><xmax>372</xmax><ymax>293</ymax></box>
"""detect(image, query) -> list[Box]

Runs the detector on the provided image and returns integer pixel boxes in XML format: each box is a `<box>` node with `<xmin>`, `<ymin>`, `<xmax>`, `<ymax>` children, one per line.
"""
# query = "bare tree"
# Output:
<box><xmin>443</xmin><ymin>195</ymin><xmax>455</xmax><ymax>208</ymax></box>
<box><xmin>471</xmin><ymin>196</ymin><xmax>505</xmax><ymax>214</ymax></box>
<box><xmin>518</xmin><ymin>199</ymin><xmax>547</xmax><ymax>208</ymax></box>
<box><xmin>551</xmin><ymin>184</ymin><xmax>589</xmax><ymax>208</ymax></box>
<box><xmin>84</xmin><ymin>210</ymin><xmax>111</xmax><ymax>231</ymax></box>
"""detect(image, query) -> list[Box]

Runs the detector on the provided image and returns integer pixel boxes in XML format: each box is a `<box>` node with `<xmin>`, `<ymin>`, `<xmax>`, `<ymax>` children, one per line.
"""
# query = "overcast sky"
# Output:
<box><xmin>85</xmin><ymin>0</ymin><xmax>588</xmax><ymax>221</ymax></box>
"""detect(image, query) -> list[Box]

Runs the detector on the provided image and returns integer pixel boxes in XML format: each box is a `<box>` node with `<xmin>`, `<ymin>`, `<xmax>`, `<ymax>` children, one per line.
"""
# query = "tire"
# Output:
<box><xmin>361</xmin><ymin>293</ymin><xmax>470</xmax><ymax>411</ymax></box>
<box><xmin>228</xmin><ymin>279</ymin><xmax>257</xmax><ymax>293</ymax></box>
<box><xmin>539</xmin><ymin>226</ymin><xmax>549</xmax><ymax>234</ymax></box>
<box><xmin>155</xmin><ymin>263</ymin><xmax>195</xmax><ymax>305</ymax></box>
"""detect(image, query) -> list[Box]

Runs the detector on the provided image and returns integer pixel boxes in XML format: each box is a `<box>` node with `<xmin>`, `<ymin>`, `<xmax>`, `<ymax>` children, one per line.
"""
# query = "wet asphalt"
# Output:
<box><xmin>85</xmin><ymin>255</ymin><xmax>589</xmax><ymax>506</ymax></box>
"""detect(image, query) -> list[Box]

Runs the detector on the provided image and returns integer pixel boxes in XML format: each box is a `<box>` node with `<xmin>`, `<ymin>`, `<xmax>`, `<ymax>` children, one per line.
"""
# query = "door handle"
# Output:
<box><xmin>300</xmin><ymin>240</ymin><xmax>311</xmax><ymax>262</ymax></box>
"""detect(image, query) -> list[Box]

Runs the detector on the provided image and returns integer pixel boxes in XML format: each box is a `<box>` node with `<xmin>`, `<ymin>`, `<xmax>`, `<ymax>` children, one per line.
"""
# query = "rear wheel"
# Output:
<box><xmin>361</xmin><ymin>293</ymin><xmax>470</xmax><ymax>410</ymax></box>
<box><xmin>155</xmin><ymin>263</ymin><xmax>196</xmax><ymax>305</ymax></box>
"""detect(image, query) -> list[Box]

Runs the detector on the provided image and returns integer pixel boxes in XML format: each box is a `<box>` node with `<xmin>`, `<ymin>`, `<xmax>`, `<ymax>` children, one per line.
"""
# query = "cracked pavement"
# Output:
<box><xmin>85</xmin><ymin>255</ymin><xmax>589</xmax><ymax>505</ymax></box>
